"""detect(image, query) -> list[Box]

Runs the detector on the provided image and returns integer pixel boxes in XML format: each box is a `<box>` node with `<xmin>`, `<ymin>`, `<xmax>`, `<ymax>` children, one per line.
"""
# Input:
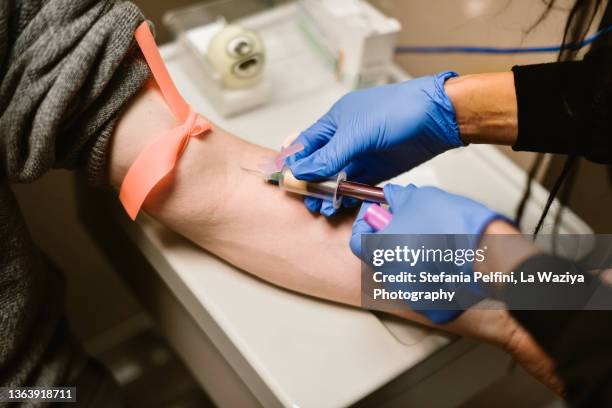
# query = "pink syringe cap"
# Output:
<box><xmin>363</xmin><ymin>204</ymin><xmax>392</xmax><ymax>232</ymax></box>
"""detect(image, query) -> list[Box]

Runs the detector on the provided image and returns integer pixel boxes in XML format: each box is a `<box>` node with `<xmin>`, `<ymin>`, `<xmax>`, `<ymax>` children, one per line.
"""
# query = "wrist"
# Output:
<box><xmin>433</xmin><ymin>71</ymin><xmax>464</xmax><ymax>149</ymax></box>
<box><xmin>444</xmin><ymin>72</ymin><xmax>518</xmax><ymax>145</ymax></box>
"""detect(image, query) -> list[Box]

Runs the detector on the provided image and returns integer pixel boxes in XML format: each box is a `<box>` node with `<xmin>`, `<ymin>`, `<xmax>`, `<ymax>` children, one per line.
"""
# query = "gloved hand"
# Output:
<box><xmin>286</xmin><ymin>71</ymin><xmax>464</xmax><ymax>216</ymax></box>
<box><xmin>350</xmin><ymin>184</ymin><xmax>510</xmax><ymax>324</ymax></box>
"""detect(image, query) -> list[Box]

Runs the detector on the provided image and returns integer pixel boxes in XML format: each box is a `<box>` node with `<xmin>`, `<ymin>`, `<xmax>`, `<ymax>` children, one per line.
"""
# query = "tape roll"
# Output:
<box><xmin>207</xmin><ymin>25</ymin><xmax>265</xmax><ymax>89</ymax></box>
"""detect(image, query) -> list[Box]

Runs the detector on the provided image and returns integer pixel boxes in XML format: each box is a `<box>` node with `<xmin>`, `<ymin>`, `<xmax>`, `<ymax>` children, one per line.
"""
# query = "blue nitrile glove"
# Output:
<box><xmin>350</xmin><ymin>184</ymin><xmax>510</xmax><ymax>324</ymax></box>
<box><xmin>286</xmin><ymin>71</ymin><xmax>464</xmax><ymax>216</ymax></box>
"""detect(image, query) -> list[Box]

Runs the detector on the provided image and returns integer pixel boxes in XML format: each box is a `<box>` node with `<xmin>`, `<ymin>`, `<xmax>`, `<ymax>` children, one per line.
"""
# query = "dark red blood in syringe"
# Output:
<box><xmin>337</xmin><ymin>181</ymin><xmax>387</xmax><ymax>204</ymax></box>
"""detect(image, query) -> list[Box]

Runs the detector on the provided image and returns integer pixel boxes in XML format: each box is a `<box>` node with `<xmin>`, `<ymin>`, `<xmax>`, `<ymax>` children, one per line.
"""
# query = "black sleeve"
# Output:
<box><xmin>507</xmin><ymin>254</ymin><xmax>612</xmax><ymax>406</ymax></box>
<box><xmin>511</xmin><ymin>47</ymin><xmax>612</xmax><ymax>164</ymax></box>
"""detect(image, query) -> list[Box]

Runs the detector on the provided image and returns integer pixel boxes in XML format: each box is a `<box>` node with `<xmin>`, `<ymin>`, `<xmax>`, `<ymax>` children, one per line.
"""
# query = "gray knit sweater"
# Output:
<box><xmin>0</xmin><ymin>0</ymin><xmax>149</xmax><ymax>399</ymax></box>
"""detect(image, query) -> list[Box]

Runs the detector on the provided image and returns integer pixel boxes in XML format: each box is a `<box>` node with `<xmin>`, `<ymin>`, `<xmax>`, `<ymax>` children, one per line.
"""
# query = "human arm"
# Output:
<box><xmin>480</xmin><ymin>227</ymin><xmax>612</xmax><ymax>406</ymax></box>
<box><xmin>106</xmin><ymin>85</ymin><xmax>562</xmax><ymax>393</ymax></box>
<box><xmin>0</xmin><ymin>0</ymin><xmax>477</xmax><ymax>343</ymax></box>
<box><xmin>477</xmin><ymin>230</ymin><xmax>612</xmax><ymax>406</ymax></box>
<box><xmin>479</xmin><ymin>236</ymin><xmax>612</xmax><ymax>406</ymax></box>
<box><xmin>445</xmin><ymin>47</ymin><xmax>612</xmax><ymax>164</ymax></box>
<box><xmin>0</xmin><ymin>0</ymin><xmax>558</xmax><ymax>394</ymax></box>
<box><xmin>288</xmin><ymin>47</ymin><xmax>612</xmax><ymax>216</ymax></box>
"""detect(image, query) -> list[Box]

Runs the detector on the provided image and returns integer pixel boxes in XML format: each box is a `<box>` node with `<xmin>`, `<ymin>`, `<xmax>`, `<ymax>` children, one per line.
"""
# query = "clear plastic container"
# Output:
<box><xmin>163</xmin><ymin>0</ymin><xmax>283</xmax><ymax>37</ymax></box>
<box><xmin>163</xmin><ymin>1</ymin><xmax>298</xmax><ymax>116</ymax></box>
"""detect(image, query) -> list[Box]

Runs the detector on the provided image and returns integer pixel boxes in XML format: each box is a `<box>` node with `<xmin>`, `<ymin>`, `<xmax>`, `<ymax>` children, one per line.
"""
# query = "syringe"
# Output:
<box><xmin>267</xmin><ymin>166</ymin><xmax>387</xmax><ymax>209</ymax></box>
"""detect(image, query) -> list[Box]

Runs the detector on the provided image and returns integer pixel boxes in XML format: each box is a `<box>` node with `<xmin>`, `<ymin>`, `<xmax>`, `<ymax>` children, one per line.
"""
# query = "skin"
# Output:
<box><xmin>445</xmin><ymin>72</ymin><xmax>519</xmax><ymax>145</ymax></box>
<box><xmin>108</xmin><ymin>77</ymin><xmax>562</xmax><ymax>394</ymax></box>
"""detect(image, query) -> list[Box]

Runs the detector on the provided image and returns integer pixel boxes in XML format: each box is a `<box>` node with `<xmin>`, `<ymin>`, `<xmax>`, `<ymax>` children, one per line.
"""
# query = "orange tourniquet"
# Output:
<box><xmin>119</xmin><ymin>22</ymin><xmax>212</xmax><ymax>220</ymax></box>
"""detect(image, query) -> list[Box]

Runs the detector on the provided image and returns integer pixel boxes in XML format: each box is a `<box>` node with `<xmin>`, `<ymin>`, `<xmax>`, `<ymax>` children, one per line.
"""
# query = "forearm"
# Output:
<box><xmin>109</xmin><ymin>84</ymin><xmax>516</xmax><ymax>337</ymax></box>
<box><xmin>444</xmin><ymin>72</ymin><xmax>518</xmax><ymax>146</ymax></box>
<box><xmin>444</xmin><ymin>53</ymin><xmax>612</xmax><ymax>164</ymax></box>
<box><xmin>109</xmin><ymin>80</ymin><xmax>361</xmax><ymax>304</ymax></box>
<box><xmin>110</xmin><ymin>84</ymin><xmax>507</xmax><ymax>315</ymax></box>
<box><xmin>152</xmin><ymin>141</ymin><xmax>363</xmax><ymax>305</ymax></box>
<box><xmin>108</xmin><ymin>85</ymin><xmax>563</xmax><ymax>393</ymax></box>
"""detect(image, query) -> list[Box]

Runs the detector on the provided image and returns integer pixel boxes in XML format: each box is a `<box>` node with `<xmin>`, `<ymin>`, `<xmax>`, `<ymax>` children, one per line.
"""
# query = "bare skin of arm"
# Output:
<box><xmin>445</xmin><ymin>72</ymin><xmax>518</xmax><ymax>145</ymax></box>
<box><xmin>108</xmin><ymin>80</ymin><xmax>561</xmax><ymax>394</ymax></box>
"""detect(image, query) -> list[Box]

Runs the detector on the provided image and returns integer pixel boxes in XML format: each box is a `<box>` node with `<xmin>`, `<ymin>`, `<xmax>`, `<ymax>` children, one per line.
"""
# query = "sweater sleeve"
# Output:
<box><xmin>0</xmin><ymin>0</ymin><xmax>150</xmax><ymax>184</ymax></box>
<box><xmin>511</xmin><ymin>47</ymin><xmax>612</xmax><ymax>164</ymax></box>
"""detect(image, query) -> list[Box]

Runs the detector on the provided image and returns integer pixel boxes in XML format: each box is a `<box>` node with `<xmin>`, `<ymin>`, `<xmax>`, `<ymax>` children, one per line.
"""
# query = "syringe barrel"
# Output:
<box><xmin>337</xmin><ymin>180</ymin><xmax>386</xmax><ymax>204</ymax></box>
<box><xmin>278</xmin><ymin>167</ymin><xmax>345</xmax><ymax>208</ymax></box>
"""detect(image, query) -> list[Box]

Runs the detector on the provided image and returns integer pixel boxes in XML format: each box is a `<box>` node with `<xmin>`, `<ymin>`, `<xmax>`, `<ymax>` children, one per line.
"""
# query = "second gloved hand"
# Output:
<box><xmin>350</xmin><ymin>184</ymin><xmax>506</xmax><ymax>255</ymax></box>
<box><xmin>350</xmin><ymin>184</ymin><xmax>510</xmax><ymax>324</ymax></box>
<box><xmin>286</xmin><ymin>71</ymin><xmax>464</xmax><ymax>216</ymax></box>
